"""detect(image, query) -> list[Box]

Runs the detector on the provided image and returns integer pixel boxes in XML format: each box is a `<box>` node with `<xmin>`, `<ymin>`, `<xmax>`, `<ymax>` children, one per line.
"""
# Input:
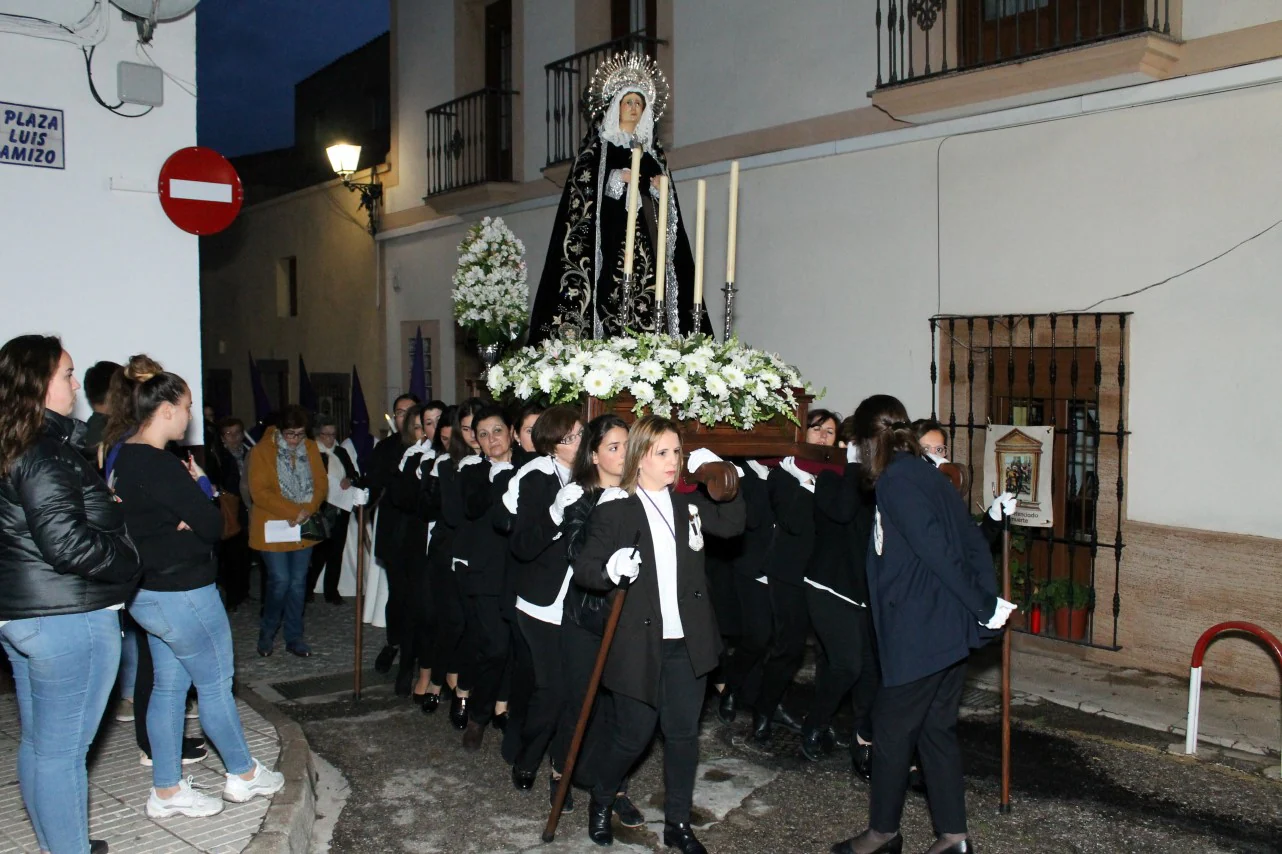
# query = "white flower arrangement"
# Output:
<box><xmin>487</xmin><ymin>333</ymin><xmax>810</xmax><ymax>429</ymax></box>
<box><xmin>451</xmin><ymin>216</ymin><xmax>529</xmax><ymax>348</ymax></box>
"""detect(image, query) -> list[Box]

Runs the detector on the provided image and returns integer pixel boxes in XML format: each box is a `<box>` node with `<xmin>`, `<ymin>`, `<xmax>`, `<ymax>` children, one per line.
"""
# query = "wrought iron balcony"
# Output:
<box><xmin>544</xmin><ymin>33</ymin><xmax>665</xmax><ymax>167</ymax></box>
<box><xmin>876</xmin><ymin>0</ymin><xmax>1172</xmax><ymax>87</ymax></box>
<box><xmin>425</xmin><ymin>88</ymin><xmax>518</xmax><ymax>197</ymax></box>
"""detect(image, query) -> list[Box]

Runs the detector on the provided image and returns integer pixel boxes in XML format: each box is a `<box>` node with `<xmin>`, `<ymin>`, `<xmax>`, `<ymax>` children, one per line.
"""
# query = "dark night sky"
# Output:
<box><xmin>197</xmin><ymin>1</ymin><xmax>389</xmax><ymax>157</ymax></box>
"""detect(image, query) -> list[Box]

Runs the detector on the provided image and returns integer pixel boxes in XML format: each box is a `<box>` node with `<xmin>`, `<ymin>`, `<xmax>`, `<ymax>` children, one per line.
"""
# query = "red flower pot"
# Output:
<box><xmin>1053</xmin><ymin>607</ymin><xmax>1090</xmax><ymax>641</ymax></box>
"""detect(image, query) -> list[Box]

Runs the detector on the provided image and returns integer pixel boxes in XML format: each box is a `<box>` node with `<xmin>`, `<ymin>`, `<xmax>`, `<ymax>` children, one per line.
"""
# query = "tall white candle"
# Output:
<box><xmin>655</xmin><ymin>175</ymin><xmax>669</xmax><ymax>311</ymax></box>
<box><xmin>694</xmin><ymin>179</ymin><xmax>706</xmax><ymax>305</ymax></box>
<box><xmin>622</xmin><ymin>145</ymin><xmax>643</xmax><ymax>277</ymax></box>
<box><xmin>726</xmin><ymin>161</ymin><xmax>740</xmax><ymax>284</ymax></box>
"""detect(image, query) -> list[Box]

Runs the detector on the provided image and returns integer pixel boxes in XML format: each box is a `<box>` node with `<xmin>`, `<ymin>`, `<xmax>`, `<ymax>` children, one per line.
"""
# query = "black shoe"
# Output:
<box><xmin>717</xmin><ymin>690</ymin><xmax>737</xmax><ymax>724</ymax></box>
<box><xmin>773</xmin><ymin>705</ymin><xmax>804</xmax><ymax>733</ymax></box>
<box><xmin>851</xmin><ymin>741</ymin><xmax>873</xmax><ymax>782</ymax></box>
<box><xmin>421</xmin><ymin>691</ymin><xmax>442</xmax><ymax>714</ymax></box>
<box><xmin>549</xmin><ymin>774</ymin><xmax>574</xmax><ymax>813</ymax></box>
<box><xmin>830</xmin><ymin>832</ymin><xmax>902</xmax><ymax>854</ymax></box>
<box><xmin>450</xmin><ymin>695</ymin><xmax>469</xmax><ymax>730</ymax></box>
<box><xmin>829</xmin><ymin>727</ymin><xmax>852</xmax><ymax>750</ymax></box>
<box><xmin>800</xmin><ymin>725</ymin><xmax>830</xmax><ymax>762</ymax></box>
<box><xmin>493</xmin><ymin>711</ymin><xmax>509</xmax><ymax>733</ymax></box>
<box><xmin>512</xmin><ymin>766</ymin><xmax>536</xmax><ymax>790</ymax></box>
<box><xmin>304</xmin><ymin>591</ymin><xmax>315</xmax><ymax>604</ymax></box>
<box><xmin>908</xmin><ymin>765</ymin><xmax>927</xmax><ymax>794</ymax></box>
<box><xmin>926</xmin><ymin>840</ymin><xmax>976</xmax><ymax>854</ymax></box>
<box><xmin>394</xmin><ymin>668</ymin><xmax>413</xmax><ymax>698</ymax></box>
<box><xmin>374</xmin><ymin>645</ymin><xmax>398</xmax><ymax>674</ymax></box>
<box><xmin>588</xmin><ymin>799</ymin><xmax>613</xmax><ymax>846</ymax></box>
<box><xmin>752</xmin><ymin>710</ymin><xmax>773</xmax><ymax>744</ymax></box>
<box><xmin>613</xmin><ymin>794</ymin><xmax>644</xmax><ymax>828</ymax></box>
<box><xmin>662</xmin><ymin>821</ymin><xmax>707</xmax><ymax>854</ymax></box>
<box><xmin>325</xmin><ymin>594</ymin><xmax>344</xmax><ymax>605</ymax></box>
<box><xmin>90</xmin><ymin>841</ymin><xmax>108</xmax><ymax>854</ymax></box>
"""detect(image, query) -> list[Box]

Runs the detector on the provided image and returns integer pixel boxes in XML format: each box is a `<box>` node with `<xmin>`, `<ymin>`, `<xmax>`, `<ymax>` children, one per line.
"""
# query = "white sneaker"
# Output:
<box><xmin>223</xmin><ymin>759</ymin><xmax>285</xmax><ymax>803</ymax></box>
<box><xmin>115</xmin><ymin>698</ymin><xmax>135</xmax><ymax>722</ymax></box>
<box><xmin>146</xmin><ymin>778</ymin><xmax>225</xmax><ymax>818</ymax></box>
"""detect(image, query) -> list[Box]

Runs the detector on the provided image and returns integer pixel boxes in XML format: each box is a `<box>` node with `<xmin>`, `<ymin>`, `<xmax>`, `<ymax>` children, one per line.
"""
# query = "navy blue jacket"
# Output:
<box><xmin>868</xmin><ymin>452</ymin><xmax>999</xmax><ymax>687</ymax></box>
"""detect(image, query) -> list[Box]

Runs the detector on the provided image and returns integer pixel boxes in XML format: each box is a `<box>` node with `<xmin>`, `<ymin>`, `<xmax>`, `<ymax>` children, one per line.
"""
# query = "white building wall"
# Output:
<box><xmin>0</xmin><ymin>12</ymin><xmax>200</xmax><ymax>430</ymax></box>
<box><xmin>672</xmin><ymin>0</ymin><xmax>874</xmax><ymax>147</ymax></box>
<box><xmin>521</xmin><ymin>0</ymin><xmax>576</xmax><ymax>178</ymax></box>
<box><xmin>1182</xmin><ymin>0</ymin><xmax>1282</xmax><ymax>39</ymax></box>
<box><xmin>387</xmin><ymin>0</ymin><xmax>454</xmax><ymax>213</ymax></box>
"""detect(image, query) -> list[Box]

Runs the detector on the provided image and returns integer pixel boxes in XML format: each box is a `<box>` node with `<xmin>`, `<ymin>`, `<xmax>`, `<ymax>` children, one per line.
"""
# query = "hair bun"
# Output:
<box><xmin>123</xmin><ymin>354</ymin><xmax>164</xmax><ymax>384</ymax></box>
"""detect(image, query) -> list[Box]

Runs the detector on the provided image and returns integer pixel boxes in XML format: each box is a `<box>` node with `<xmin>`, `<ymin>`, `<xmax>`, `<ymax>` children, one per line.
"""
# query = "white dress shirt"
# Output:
<box><xmin>640</xmin><ymin>488</ymin><xmax>683</xmax><ymax>639</ymax></box>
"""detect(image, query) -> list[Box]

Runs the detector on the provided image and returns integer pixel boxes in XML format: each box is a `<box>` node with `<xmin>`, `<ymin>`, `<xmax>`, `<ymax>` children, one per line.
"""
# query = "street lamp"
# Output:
<box><xmin>326</xmin><ymin>142</ymin><xmax>382</xmax><ymax>236</ymax></box>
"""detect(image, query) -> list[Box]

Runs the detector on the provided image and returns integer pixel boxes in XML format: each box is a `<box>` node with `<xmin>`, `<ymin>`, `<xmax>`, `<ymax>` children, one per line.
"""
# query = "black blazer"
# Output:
<box><xmin>807</xmin><ymin>462</ymin><xmax>875</xmax><ymax>605</ymax></box>
<box><xmin>572</xmin><ymin>488</ymin><xmax>746</xmax><ymax>706</ymax></box>
<box><xmin>422</xmin><ymin>455</ymin><xmax>466</xmax><ymax>576</ymax></box>
<box><xmin>763</xmin><ymin>468</ymin><xmax>814</xmax><ymax>586</ymax></box>
<box><xmin>508</xmin><ymin>465</ymin><xmax>571</xmax><ymax>607</ymax></box>
<box><xmin>868</xmin><ymin>452</ymin><xmax>1000</xmax><ymax>687</ymax></box>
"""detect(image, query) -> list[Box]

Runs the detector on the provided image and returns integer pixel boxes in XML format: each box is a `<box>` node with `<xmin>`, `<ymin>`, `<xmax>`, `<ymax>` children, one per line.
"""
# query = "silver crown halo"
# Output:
<box><xmin>588</xmin><ymin>52</ymin><xmax>669</xmax><ymax>123</ymax></box>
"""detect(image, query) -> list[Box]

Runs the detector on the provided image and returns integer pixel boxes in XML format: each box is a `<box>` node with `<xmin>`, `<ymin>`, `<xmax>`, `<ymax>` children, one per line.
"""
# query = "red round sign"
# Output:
<box><xmin>157</xmin><ymin>146</ymin><xmax>244</xmax><ymax>235</ymax></box>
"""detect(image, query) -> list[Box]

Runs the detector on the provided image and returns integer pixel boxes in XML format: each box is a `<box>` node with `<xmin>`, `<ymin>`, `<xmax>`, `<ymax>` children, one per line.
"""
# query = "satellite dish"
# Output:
<box><xmin>109</xmin><ymin>0</ymin><xmax>199</xmax><ymax>42</ymax></box>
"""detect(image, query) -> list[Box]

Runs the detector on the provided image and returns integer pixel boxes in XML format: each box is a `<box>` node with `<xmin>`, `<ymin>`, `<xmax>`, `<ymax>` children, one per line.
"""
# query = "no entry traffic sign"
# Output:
<box><xmin>157</xmin><ymin>146</ymin><xmax>244</xmax><ymax>235</ymax></box>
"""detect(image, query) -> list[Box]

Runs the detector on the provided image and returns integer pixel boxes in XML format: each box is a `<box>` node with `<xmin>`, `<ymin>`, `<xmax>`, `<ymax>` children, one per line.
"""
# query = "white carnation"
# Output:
<box><xmin>704</xmin><ymin>374</ymin><xmax>729</xmax><ymax>399</ymax></box>
<box><xmin>631</xmin><ymin>381</ymin><xmax>656</xmax><ymax>403</ymax></box>
<box><xmin>637</xmin><ymin>360</ymin><xmax>664</xmax><ymax>382</ymax></box>
<box><xmin>664</xmin><ymin>376</ymin><xmax>691</xmax><ymax>403</ymax></box>
<box><xmin>583</xmin><ymin>369</ymin><xmax>613</xmax><ymax>398</ymax></box>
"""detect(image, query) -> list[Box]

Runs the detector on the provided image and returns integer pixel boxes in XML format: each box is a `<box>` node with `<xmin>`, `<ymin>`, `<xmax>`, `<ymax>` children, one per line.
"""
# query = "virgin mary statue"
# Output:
<box><xmin>528</xmin><ymin>53</ymin><xmax>713</xmax><ymax>344</ymax></box>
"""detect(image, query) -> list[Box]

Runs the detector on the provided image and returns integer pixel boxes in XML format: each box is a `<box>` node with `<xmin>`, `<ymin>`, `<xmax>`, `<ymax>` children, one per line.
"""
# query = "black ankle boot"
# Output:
<box><xmin>588</xmin><ymin>799</ymin><xmax>613</xmax><ymax>846</ymax></box>
<box><xmin>752</xmin><ymin>710</ymin><xmax>773</xmax><ymax>744</ymax></box>
<box><xmin>717</xmin><ymin>690</ymin><xmax>737</xmax><ymax>724</ymax></box>
<box><xmin>449</xmin><ymin>695</ymin><xmax>469</xmax><ymax>730</ymax></box>
<box><xmin>800</xmin><ymin>724</ymin><xmax>828</xmax><ymax>762</ymax></box>
<box><xmin>773</xmin><ymin>704</ymin><xmax>804</xmax><ymax>733</ymax></box>
<box><xmin>663</xmin><ymin>821</ymin><xmax>707</xmax><ymax>854</ymax></box>
<box><xmin>851</xmin><ymin>741</ymin><xmax>873</xmax><ymax>781</ymax></box>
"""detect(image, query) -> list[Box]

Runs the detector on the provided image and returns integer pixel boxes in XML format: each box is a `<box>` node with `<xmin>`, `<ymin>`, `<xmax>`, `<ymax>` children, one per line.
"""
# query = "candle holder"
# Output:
<box><xmin>666</xmin><ymin>296</ymin><xmax>680</xmax><ymax>338</ymax></box>
<box><xmin>620</xmin><ymin>273</ymin><xmax>636</xmax><ymax>329</ymax></box>
<box><xmin>722</xmin><ymin>281</ymin><xmax>737</xmax><ymax>340</ymax></box>
<box><xmin>689</xmin><ymin>306</ymin><xmax>702</xmax><ymax>339</ymax></box>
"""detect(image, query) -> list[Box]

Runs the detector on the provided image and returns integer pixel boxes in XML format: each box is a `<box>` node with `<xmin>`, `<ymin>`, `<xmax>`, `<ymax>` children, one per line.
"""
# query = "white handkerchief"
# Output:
<box><xmin>264</xmin><ymin>520</ymin><xmax>301</xmax><ymax>544</ymax></box>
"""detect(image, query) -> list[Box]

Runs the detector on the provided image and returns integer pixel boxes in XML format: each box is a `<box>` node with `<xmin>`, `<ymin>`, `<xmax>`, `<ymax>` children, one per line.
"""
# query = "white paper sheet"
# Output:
<box><xmin>264</xmin><ymin>520</ymin><xmax>302</xmax><ymax>544</ymax></box>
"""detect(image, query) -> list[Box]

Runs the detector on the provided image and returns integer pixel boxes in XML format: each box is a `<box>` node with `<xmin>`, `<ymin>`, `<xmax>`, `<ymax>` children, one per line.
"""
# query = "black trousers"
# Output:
<box><xmin>755</xmin><ymin>580</ymin><xmax>810</xmax><ymax>714</ymax></box>
<box><xmin>501</xmin><ymin>620</ymin><xmax>533</xmax><ymax>764</ymax></box>
<box><xmin>514</xmin><ymin>612</ymin><xmax>563</xmax><ymax>772</ymax></box>
<box><xmin>307</xmin><ymin>509</ymin><xmax>349</xmax><ymax>600</ymax></box>
<box><xmin>430</xmin><ymin>565</ymin><xmax>468</xmax><ymax>683</ymax></box>
<box><xmin>406</xmin><ymin>554</ymin><xmax>435</xmax><ymax>674</ymax></box>
<box><xmin>719</xmin><ymin>574</ymin><xmax>772</xmax><ymax>701</ymax></box>
<box><xmin>804</xmin><ymin>588</ymin><xmax>878</xmax><ymax>738</ymax></box>
<box><xmin>869</xmin><ymin>659</ymin><xmax>968</xmax><ymax>835</ymax></box>
<box><xmin>218</xmin><ymin>530</ymin><xmax>250</xmax><ymax>607</ymax></box>
<box><xmin>591</xmin><ymin>640</ymin><xmax>705</xmax><ymax>824</ymax></box>
<box><xmin>464</xmin><ymin>593</ymin><xmax>509</xmax><ymax>726</ymax></box>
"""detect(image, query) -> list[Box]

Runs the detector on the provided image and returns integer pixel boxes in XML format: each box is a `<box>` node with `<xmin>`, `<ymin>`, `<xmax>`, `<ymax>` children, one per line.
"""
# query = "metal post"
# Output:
<box><xmin>1000</xmin><ymin>513</ymin><xmax>1013</xmax><ymax>814</ymax></box>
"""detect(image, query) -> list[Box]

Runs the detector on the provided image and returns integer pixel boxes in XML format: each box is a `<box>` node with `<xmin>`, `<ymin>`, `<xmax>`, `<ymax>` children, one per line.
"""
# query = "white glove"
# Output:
<box><xmin>398</xmin><ymin>445</ymin><xmax>423</xmax><ymax>472</ymax></box>
<box><xmin>431</xmin><ymin>455</ymin><xmax>449</xmax><ymax>477</ymax></box>
<box><xmin>458</xmin><ymin>454</ymin><xmax>483</xmax><ymax>470</ymax></box>
<box><xmin>415</xmin><ymin>449</ymin><xmax>437</xmax><ymax>480</ymax></box>
<box><xmin>550</xmin><ymin>483</ymin><xmax>585</xmax><ymax>526</ymax></box>
<box><xmin>527</xmin><ymin>455</ymin><xmax>557</xmax><ymax>476</ymax></box>
<box><xmin>489</xmin><ymin>461</ymin><xmax>515</xmax><ymax>482</ymax></box>
<box><xmin>988</xmin><ymin>492</ymin><xmax>1017</xmax><ymax>521</ymax></box>
<box><xmin>779</xmin><ymin>456</ymin><xmax>815</xmax><ymax>492</ymax></box>
<box><xmin>686</xmin><ymin>448</ymin><xmax>723</xmax><ymax>473</ymax></box>
<box><xmin>606</xmin><ymin>547</ymin><xmax>642</xmax><ymax>584</ymax></box>
<box><xmin>983</xmin><ymin>597</ymin><xmax>1018</xmax><ymax>630</ymax></box>
<box><xmin>846</xmin><ymin>443</ymin><xmax>860</xmax><ymax>464</ymax></box>
<box><xmin>351</xmin><ymin>488</ymin><xmax>370</xmax><ymax>507</ymax></box>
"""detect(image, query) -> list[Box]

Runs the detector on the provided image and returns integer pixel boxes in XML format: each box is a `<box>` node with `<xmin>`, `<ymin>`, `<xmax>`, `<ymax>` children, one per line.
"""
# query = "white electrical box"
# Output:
<box><xmin>117</xmin><ymin>61</ymin><xmax>164</xmax><ymax>107</ymax></box>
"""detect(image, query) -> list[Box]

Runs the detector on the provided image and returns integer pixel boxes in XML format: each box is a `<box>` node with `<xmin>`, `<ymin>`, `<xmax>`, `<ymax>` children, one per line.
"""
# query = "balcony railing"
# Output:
<box><xmin>544</xmin><ymin>33</ymin><xmax>664</xmax><ymax>167</ymax></box>
<box><xmin>425</xmin><ymin>88</ymin><xmax>518</xmax><ymax>197</ymax></box>
<box><xmin>875</xmin><ymin>0</ymin><xmax>1172</xmax><ymax>87</ymax></box>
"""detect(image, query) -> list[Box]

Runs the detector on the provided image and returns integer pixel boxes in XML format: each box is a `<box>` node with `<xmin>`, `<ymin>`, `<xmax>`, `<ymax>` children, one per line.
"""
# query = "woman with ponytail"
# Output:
<box><xmin>0</xmin><ymin>335</ymin><xmax>141</xmax><ymax>854</ymax></box>
<box><xmin>112</xmin><ymin>361</ymin><xmax>284</xmax><ymax>818</ymax></box>
<box><xmin>830</xmin><ymin>395</ymin><xmax>1014</xmax><ymax>854</ymax></box>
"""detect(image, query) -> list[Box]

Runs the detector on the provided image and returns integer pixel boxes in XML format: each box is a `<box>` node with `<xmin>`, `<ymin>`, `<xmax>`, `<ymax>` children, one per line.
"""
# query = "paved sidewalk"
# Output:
<box><xmin>0</xmin><ymin>698</ymin><xmax>279</xmax><ymax>854</ymax></box>
<box><xmin>968</xmin><ymin>641</ymin><xmax>1281</xmax><ymax>759</ymax></box>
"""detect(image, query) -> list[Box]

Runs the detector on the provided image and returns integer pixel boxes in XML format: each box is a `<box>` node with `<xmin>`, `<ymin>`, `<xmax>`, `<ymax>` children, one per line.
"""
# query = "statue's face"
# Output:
<box><xmin>618</xmin><ymin>92</ymin><xmax>645</xmax><ymax>133</ymax></box>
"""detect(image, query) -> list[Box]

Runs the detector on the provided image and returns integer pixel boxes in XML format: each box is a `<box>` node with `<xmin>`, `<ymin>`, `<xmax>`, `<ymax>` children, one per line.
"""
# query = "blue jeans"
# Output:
<box><xmin>128</xmin><ymin>585</ymin><xmax>254</xmax><ymax>788</ymax></box>
<box><xmin>118</xmin><ymin>614</ymin><xmax>139</xmax><ymax>699</ymax></box>
<box><xmin>259</xmin><ymin>547</ymin><xmax>313</xmax><ymax>650</ymax></box>
<box><xmin>0</xmin><ymin>609</ymin><xmax>121</xmax><ymax>854</ymax></box>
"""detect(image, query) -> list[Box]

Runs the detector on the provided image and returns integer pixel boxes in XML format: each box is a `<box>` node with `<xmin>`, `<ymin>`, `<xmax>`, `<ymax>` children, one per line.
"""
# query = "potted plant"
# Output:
<box><xmin>1036</xmin><ymin>579</ymin><xmax>1093</xmax><ymax>641</ymax></box>
<box><xmin>452</xmin><ymin>216</ymin><xmax>529</xmax><ymax>372</ymax></box>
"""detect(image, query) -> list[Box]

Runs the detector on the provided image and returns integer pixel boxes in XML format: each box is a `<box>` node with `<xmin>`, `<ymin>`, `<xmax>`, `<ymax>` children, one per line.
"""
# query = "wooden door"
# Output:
<box><xmin>485</xmin><ymin>0</ymin><xmax>513</xmax><ymax>181</ymax></box>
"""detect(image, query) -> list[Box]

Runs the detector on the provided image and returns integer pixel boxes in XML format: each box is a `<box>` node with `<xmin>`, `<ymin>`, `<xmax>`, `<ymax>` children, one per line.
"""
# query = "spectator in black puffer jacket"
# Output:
<box><xmin>0</xmin><ymin>334</ymin><xmax>142</xmax><ymax>854</ymax></box>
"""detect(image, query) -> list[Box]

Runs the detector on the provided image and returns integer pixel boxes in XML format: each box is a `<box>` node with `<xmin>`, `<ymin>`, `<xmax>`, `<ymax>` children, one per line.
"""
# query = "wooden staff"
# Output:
<box><xmin>543</xmin><ymin>537</ymin><xmax>640</xmax><ymax>843</ymax></box>
<box><xmin>354</xmin><ymin>504</ymin><xmax>367</xmax><ymax>701</ymax></box>
<box><xmin>1000</xmin><ymin>512</ymin><xmax>1012</xmax><ymax>813</ymax></box>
